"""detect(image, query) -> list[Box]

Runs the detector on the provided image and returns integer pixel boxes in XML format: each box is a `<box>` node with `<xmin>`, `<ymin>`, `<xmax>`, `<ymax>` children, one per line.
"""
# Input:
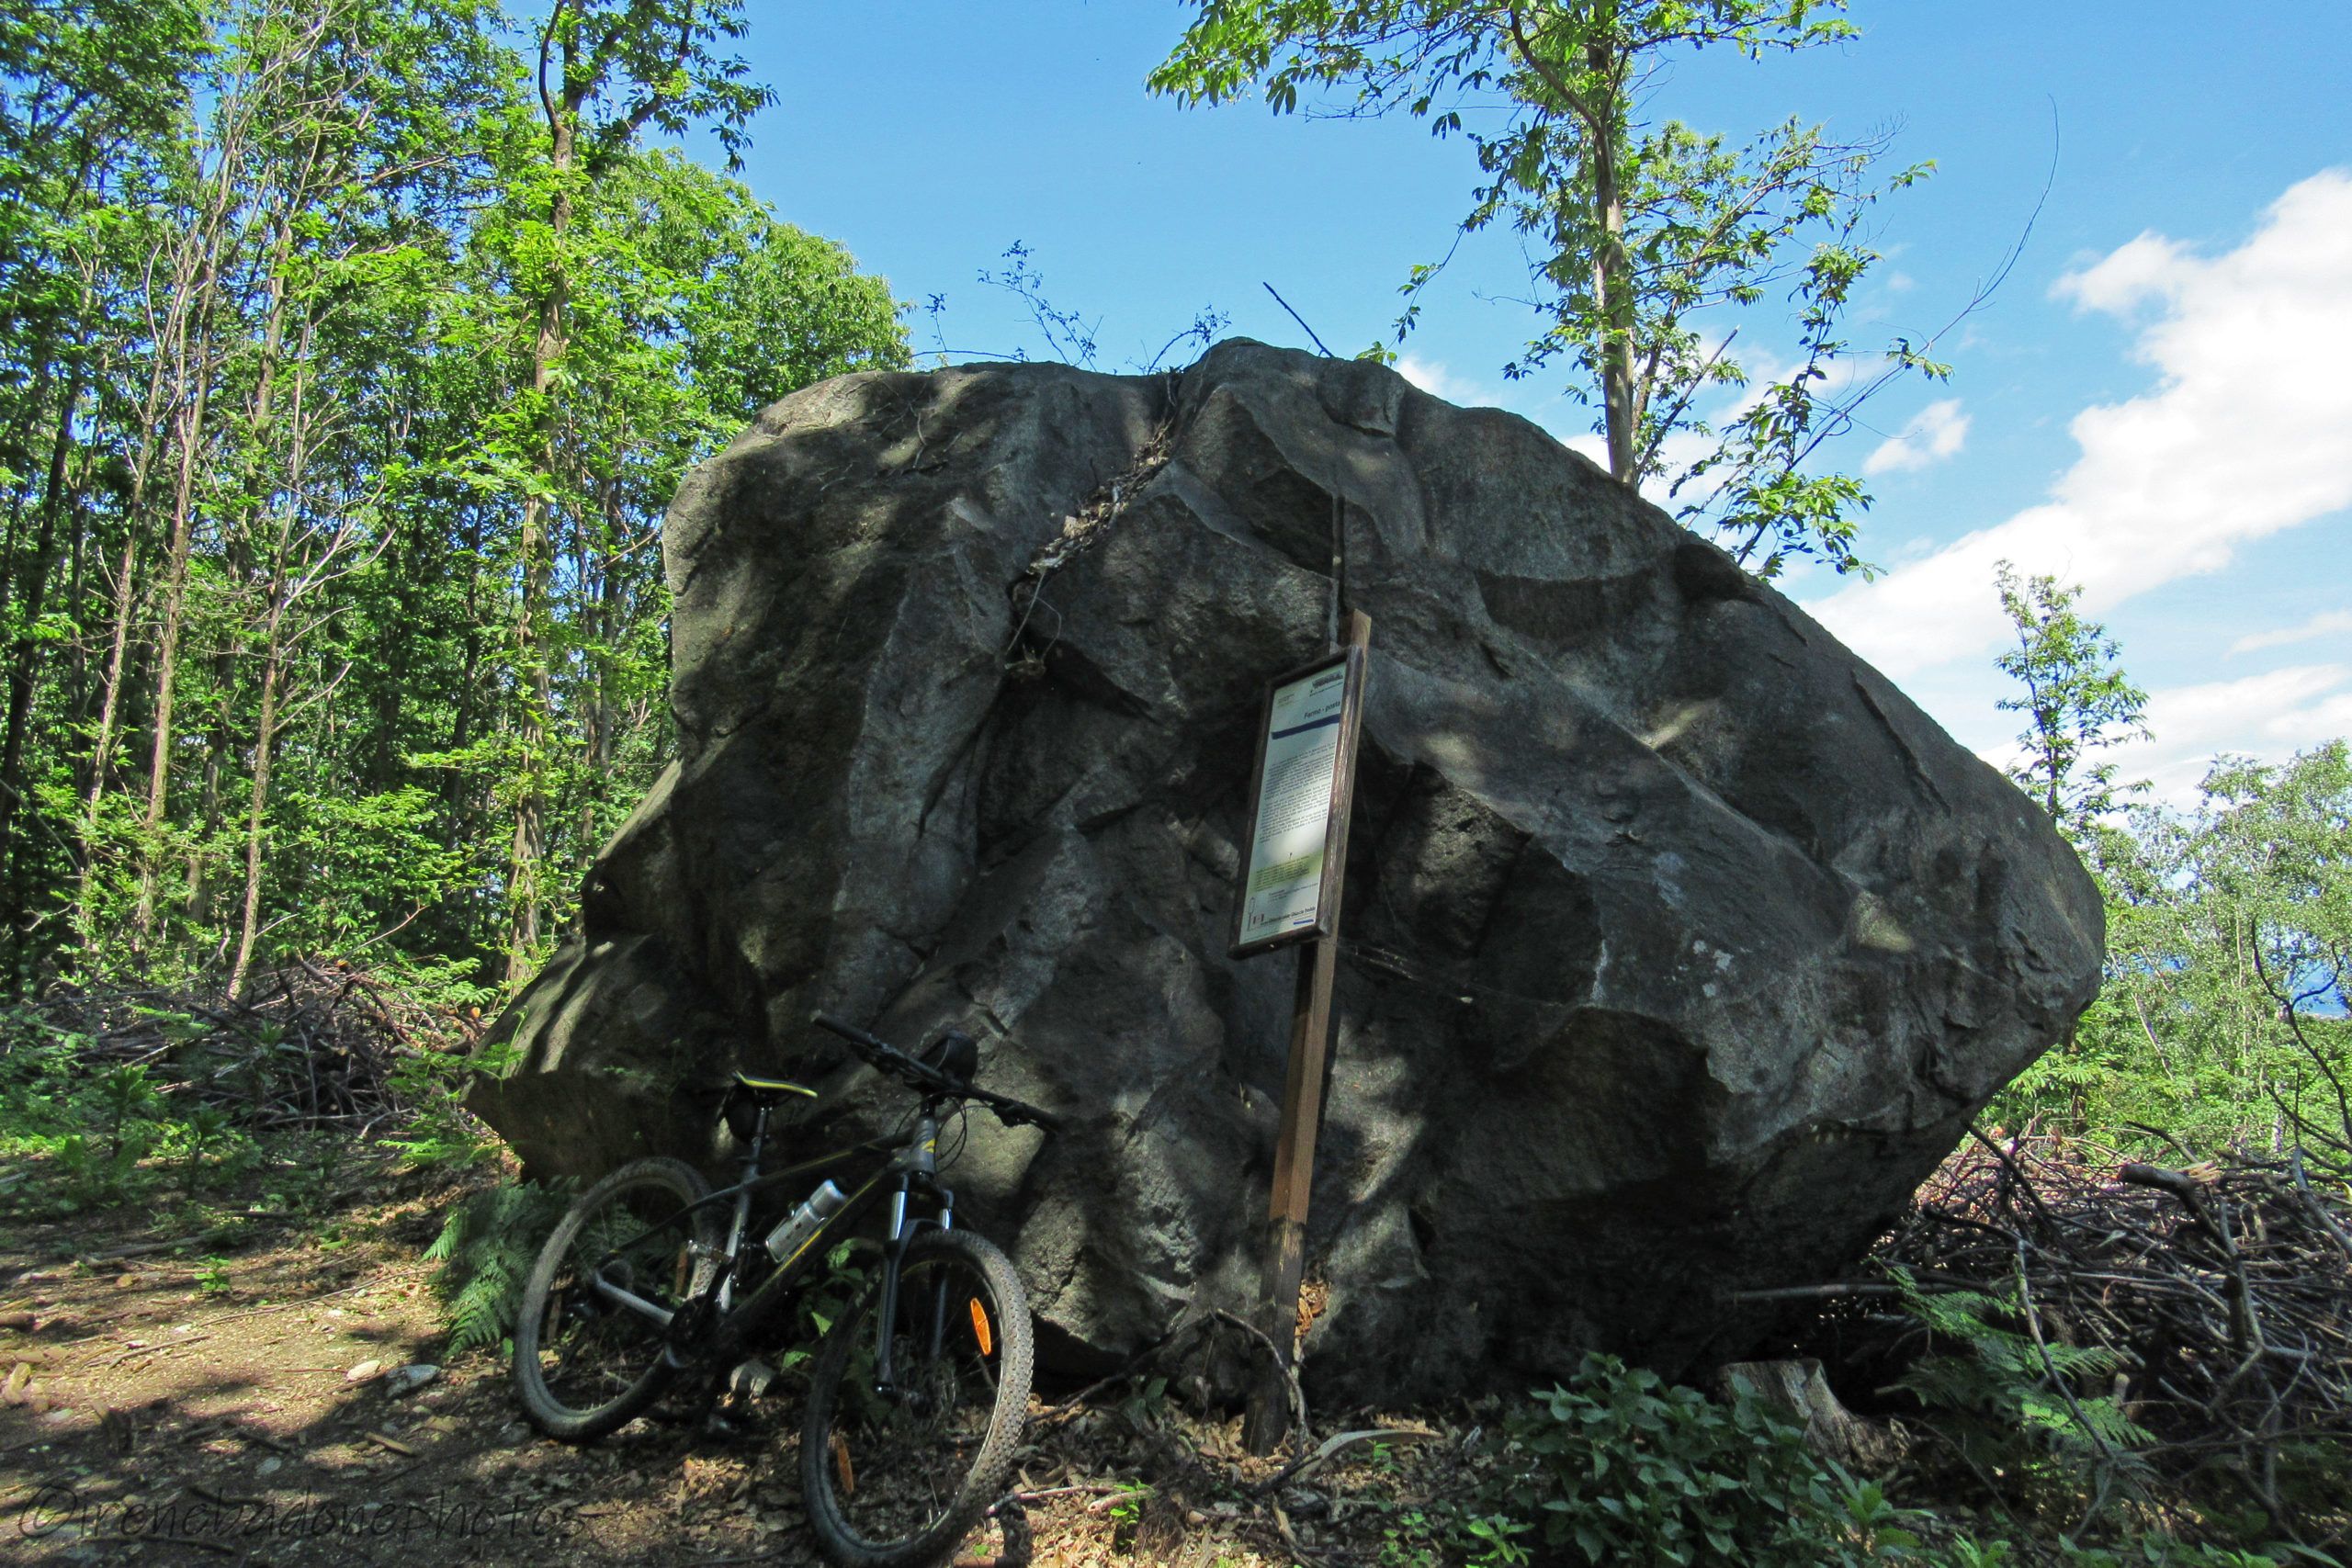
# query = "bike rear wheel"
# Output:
<box><xmin>511</xmin><ymin>1156</ymin><xmax>719</xmax><ymax>1441</ymax></box>
<box><xmin>798</xmin><ymin>1227</ymin><xmax>1034</xmax><ymax>1568</ymax></box>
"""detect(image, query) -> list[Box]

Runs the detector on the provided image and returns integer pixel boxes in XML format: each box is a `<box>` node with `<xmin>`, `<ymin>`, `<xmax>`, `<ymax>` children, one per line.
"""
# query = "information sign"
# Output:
<box><xmin>1229</xmin><ymin>645</ymin><xmax>1366</xmax><ymax>959</ymax></box>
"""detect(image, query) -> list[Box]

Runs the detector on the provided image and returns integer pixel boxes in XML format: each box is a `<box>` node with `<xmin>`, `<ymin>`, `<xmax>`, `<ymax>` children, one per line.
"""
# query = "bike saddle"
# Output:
<box><xmin>725</xmin><ymin>1073</ymin><xmax>816</xmax><ymax>1142</ymax></box>
<box><xmin>730</xmin><ymin>1071</ymin><xmax>819</xmax><ymax>1106</ymax></box>
<box><xmin>919</xmin><ymin>1029</ymin><xmax>978</xmax><ymax>1089</ymax></box>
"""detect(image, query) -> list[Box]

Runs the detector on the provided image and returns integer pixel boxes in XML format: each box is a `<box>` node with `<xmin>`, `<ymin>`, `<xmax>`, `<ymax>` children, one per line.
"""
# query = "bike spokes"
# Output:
<box><xmin>512</xmin><ymin>1159</ymin><xmax>716</xmax><ymax>1438</ymax></box>
<box><xmin>801</xmin><ymin>1231</ymin><xmax>1034</xmax><ymax>1567</ymax></box>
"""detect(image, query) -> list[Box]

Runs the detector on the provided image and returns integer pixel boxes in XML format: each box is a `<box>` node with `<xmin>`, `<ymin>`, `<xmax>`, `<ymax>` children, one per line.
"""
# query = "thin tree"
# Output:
<box><xmin>501</xmin><ymin>0</ymin><xmax>769</xmax><ymax>984</ymax></box>
<box><xmin>1152</xmin><ymin>0</ymin><xmax>1958</xmax><ymax>578</ymax></box>
<box><xmin>1993</xmin><ymin>559</ymin><xmax>2150</xmax><ymax>845</ymax></box>
<box><xmin>129</xmin><ymin>1</ymin><xmax>334</xmax><ymax>953</ymax></box>
<box><xmin>1990</xmin><ymin>559</ymin><xmax>2151</xmax><ymax>1127</ymax></box>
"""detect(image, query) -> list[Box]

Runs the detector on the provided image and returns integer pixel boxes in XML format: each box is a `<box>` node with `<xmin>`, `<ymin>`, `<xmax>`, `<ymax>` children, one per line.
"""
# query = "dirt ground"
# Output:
<box><xmin>0</xmin><ymin>1159</ymin><xmax>1465</xmax><ymax>1567</ymax></box>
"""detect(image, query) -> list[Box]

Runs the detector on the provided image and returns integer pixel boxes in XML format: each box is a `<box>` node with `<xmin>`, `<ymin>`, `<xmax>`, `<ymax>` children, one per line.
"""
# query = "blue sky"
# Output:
<box><xmin>697</xmin><ymin>2</ymin><xmax>2350</xmax><ymax>805</ymax></box>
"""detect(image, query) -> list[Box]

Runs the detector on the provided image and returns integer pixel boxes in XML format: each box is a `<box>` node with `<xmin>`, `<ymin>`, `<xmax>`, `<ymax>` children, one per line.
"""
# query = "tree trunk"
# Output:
<box><xmin>72</xmin><ymin>333</ymin><xmax>177</xmax><ymax>958</ymax></box>
<box><xmin>505</xmin><ymin>104</ymin><xmax>577</xmax><ymax>986</ymax></box>
<box><xmin>195</xmin><ymin>197</ymin><xmax>303</xmax><ymax>929</ymax></box>
<box><xmin>0</xmin><ymin>369</ymin><xmax>83</xmax><ymax>845</ymax></box>
<box><xmin>579</xmin><ymin>477</ymin><xmax>621</xmax><ymax>847</ymax></box>
<box><xmin>73</xmin><ymin>533</ymin><xmax>140</xmax><ymax>956</ymax></box>
<box><xmin>228</xmin><ymin>294</ymin><xmax>330</xmax><ymax>998</ymax></box>
<box><xmin>0</xmin><ymin>343</ymin><xmax>56</xmax><ymax>632</ymax></box>
<box><xmin>1585</xmin><ymin>35</ymin><xmax>1637</xmax><ymax>485</ymax></box>
<box><xmin>127</xmin><ymin>12</ymin><xmax>307</xmax><ymax>959</ymax></box>
<box><xmin>130</xmin><ymin>321</ymin><xmax>218</xmax><ymax>953</ymax></box>
<box><xmin>67</xmin><ymin>63</ymin><xmax>220</xmax><ymax>961</ymax></box>
<box><xmin>227</xmin><ymin>611</ymin><xmax>282</xmax><ymax>999</ymax></box>
<box><xmin>0</xmin><ymin>367</ymin><xmax>86</xmax><ymax>980</ymax></box>
<box><xmin>63</xmin><ymin>432</ymin><xmax>87</xmax><ymax>730</ymax></box>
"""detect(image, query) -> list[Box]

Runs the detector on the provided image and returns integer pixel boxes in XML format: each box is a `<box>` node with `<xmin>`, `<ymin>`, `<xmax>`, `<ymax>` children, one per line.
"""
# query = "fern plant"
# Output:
<box><xmin>424</xmin><ymin>1179</ymin><xmax>572</xmax><ymax>1355</ymax></box>
<box><xmin>1885</xmin><ymin>1264</ymin><xmax>2153</xmax><ymax>1506</ymax></box>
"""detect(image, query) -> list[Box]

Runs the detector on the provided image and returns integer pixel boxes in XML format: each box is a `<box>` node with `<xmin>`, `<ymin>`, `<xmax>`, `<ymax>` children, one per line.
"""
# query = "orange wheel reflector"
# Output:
<box><xmin>673</xmin><ymin>1246</ymin><xmax>691</xmax><ymax>1297</ymax></box>
<box><xmin>831</xmin><ymin>1432</ymin><xmax>855</xmax><ymax>1496</ymax></box>
<box><xmin>968</xmin><ymin>1297</ymin><xmax>994</xmax><ymax>1357</ymax></box>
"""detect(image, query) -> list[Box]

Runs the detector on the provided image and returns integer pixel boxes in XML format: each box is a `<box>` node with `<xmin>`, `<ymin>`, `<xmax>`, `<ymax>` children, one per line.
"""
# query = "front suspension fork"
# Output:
<box><xmin>872</xmin><ymin>1163</ymin><xmax>954</xmax><ymax>1394</ymax></box>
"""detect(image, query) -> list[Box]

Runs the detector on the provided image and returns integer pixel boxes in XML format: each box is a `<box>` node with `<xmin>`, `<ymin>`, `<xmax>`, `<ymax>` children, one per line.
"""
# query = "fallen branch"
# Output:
<box><xmin>1280</xmin><ymin>1427</ymin><xmax>1441</xmax><ymax>1487</ymax></box>
<box><xmin>1845</xmin><ymin>1130</ymin><xmax>2352</xmax><ymax>1518</ymax></box>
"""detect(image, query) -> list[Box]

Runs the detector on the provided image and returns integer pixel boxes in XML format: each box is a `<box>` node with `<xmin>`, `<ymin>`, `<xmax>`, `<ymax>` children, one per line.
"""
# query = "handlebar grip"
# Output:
<box><xmin>978</xmin><ymin>1091</ymin><xmax>1061</xmax><ymax>1134</ymax></box>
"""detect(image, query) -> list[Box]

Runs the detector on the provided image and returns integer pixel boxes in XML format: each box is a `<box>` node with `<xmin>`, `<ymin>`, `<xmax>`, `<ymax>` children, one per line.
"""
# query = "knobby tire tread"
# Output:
<box><xmin>798</xmin><ymin>1228</ymin><xmax>1035</xmax><ymax>1568</ymax></box>
<box><xmin>511</xmin><ymin>1156</ymin><xmax>715</xmax><ymax>1442</ymax></box>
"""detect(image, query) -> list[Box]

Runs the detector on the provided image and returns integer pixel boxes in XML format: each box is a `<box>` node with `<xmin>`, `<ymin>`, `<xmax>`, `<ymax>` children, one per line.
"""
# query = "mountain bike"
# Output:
<box><xmin>510</xmin><ymin>1010</ymin><xmax>1063</xmax><ymax>1568</ymax></box>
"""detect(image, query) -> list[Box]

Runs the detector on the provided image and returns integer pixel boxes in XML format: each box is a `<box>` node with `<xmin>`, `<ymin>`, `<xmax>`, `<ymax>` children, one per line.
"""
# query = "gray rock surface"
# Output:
<box><xmin>469</xmin><ymin>340</ymin><xmax>2103</xmax><ymax>1403</ymax></box>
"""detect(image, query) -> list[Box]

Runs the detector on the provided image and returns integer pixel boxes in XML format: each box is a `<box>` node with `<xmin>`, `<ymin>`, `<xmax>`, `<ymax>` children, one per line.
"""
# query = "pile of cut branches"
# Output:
<box><xmin>5</xmin><ymin>959</ymin><xmax>485</xmax><ymax>1136</ymax></box>
<box><xmin>1864</xmin><ymin>1126</ymin><xmax>2352</xmax><ymax>1519</ymax></box>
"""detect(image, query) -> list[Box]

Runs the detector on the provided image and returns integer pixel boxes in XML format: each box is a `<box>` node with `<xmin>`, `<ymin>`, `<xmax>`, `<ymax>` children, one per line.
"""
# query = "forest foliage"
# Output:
<box><xmin>0</xmin><ymin>0</ymin><xmax>908</xmax><ymax>1001</ymax></box>
<box><xmin>1986</xmin><ymin>567</ymin><xmax>2350</xmax><ymax>1158</ymax></box>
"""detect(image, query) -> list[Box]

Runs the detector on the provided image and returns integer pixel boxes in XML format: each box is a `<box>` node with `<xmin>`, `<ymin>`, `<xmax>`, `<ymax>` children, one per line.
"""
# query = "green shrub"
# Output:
<box><xmin>378</xmin><ymin>953</ymin><xmax>510</xmax><ymax>1169</ymax></box>
<box><xmin>1478</xmin><ymin>1353</ymin><xmax>1925</xmax><ymax>1568</ymax></box>
<box><xmin>159</xmin><ymin>1103</ymin><xmax>246</xmax><ymax>1196</ymax></box>
<box><xmin>785</xmin><ymin>1237</ymin><xmax>872</xmax><ymax>1369</ymax></box>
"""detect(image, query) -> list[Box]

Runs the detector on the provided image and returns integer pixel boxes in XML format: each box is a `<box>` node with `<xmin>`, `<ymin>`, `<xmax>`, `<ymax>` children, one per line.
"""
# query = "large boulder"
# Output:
<box><xmin>469</xmin><ymin>340</ymin><xmax>2102</xmax><ymax>1404</ymax></box>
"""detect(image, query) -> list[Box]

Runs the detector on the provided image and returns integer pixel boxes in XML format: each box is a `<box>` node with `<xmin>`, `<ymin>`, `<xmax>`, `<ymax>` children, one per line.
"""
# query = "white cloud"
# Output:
<box><xmin>1564</xmin><ymin>431</ymin><xmax>1611</xmax><ymax>471</ymax></box>
<box><xmin>2127</xmin><ymin>664</ymin><xmax>2352</xmax><ymax>805</ymax></box>
<box><xmin>2053</xmin><ymin>232</ymin><xmax>2199</xmax><ymax>314</ymax></box>
<box><xmin>1972</xmin><ymin>663</ymin><xmax>2352</xmax><ymax>809</ymax></box>
<box><xmin>2230</xmin><ymin>609</ymin><xmax>2352</xmax><ymax>655</ymax></box>
<box><xmin>1395</xmin><ymin>354</ymin><xmax>1495</xmax><ymax>409</ymax></box>
<box><xmin>1807</xmin><ymin>169</ymin><xmax>2352</xmax><ymax>678</ymax></box>
<box><xmin>1862</xmin><ymin>398</ymin><xmax>1971</xmax><ymax>477</ymax></box>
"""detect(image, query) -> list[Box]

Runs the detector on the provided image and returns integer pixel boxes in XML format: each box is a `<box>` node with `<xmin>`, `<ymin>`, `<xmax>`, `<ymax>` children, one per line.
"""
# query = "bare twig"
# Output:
<box><xmin>1262</xmin><ymin>283</ymin><xmax>1336</xmax><ymax>358</ymax></box>
<box><xmin>1212</xmin><ymin>1306</ymin><xmax>1310</xmax><ymax>1471</ymax></box>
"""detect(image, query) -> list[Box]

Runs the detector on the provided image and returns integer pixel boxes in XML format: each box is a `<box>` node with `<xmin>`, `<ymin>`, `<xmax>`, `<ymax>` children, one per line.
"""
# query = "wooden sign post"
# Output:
<box><xmin>1231</xmin><ymin>610</ymin><xmax>1371</xmax><ymax>1453</ymax></box>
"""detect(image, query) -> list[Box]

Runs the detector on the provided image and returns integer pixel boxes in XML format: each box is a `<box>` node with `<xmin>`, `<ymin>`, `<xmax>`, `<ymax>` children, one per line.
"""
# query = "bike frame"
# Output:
<box><xmin>580</xmin><ymin>1097</ymin><xmax>959</xmax><ymax>1393</ymax></box>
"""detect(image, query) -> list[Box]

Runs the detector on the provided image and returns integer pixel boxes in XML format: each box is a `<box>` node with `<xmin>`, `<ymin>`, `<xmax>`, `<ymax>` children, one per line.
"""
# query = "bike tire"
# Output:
<box><xmin>511</xmin><ymin>1156</ymin><xmax>719</xmax><ymax>1441</ymax></box>
<box><xmin>798</xmin><ymin>1228</ymin><xmax>1035</xmax><ymax>1568</ymax></box>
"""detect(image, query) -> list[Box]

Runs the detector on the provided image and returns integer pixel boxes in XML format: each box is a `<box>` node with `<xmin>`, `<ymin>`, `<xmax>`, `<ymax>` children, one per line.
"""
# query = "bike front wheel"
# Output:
<box><xmin>798</xmin><ymin>1227</ymin><xmax>1035</xmax><ymax>1568</ymax></box>
<box><xmin>511</xmin><ymin>1156</ymin><xmax>720</xmax><ymax>1441</ymax></box>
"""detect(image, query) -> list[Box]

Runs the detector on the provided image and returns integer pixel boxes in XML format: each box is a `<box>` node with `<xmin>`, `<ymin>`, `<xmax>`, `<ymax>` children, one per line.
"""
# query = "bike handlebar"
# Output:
<box><xmin>809</xmin><ymin>1011</ymin><xmax>1064</xmax><ymax>1134</ymax></box>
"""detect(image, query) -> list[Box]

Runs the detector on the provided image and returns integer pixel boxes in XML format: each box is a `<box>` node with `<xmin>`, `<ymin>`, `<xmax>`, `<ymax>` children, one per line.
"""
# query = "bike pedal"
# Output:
<box><xmin>728</xmin><ymin>1357</ymin><xmax>779</xmax><ymax>1401</ymax></box>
